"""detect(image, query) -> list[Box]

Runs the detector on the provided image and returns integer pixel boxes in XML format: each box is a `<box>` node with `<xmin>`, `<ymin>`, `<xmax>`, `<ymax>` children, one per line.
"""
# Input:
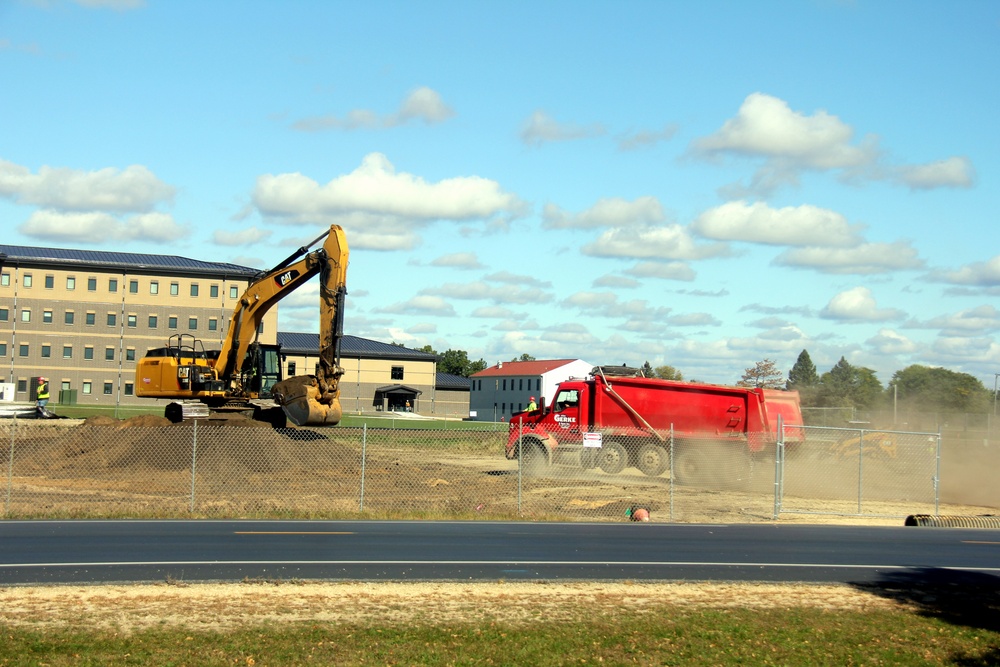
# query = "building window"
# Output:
<box><xmin>41</xmin><ymin>345</ymin><xmax>51</xmax><ymax>358</ymax></box>
<box><xmin>109</xmin><ymin>278</ymin><xmax>118</xmax><ymax>293</ymax></box>
<box><xmin>208</xmin><ymin>318</ymin><xmax>217</xmax><ymax>331</ymax></box>
<box><xmin>82</xmin><ymin>382</ymin><xmax>92</xmax><ymax>395</ymax></box>
<box><xmin>0</xmin><ymin>308</ymin><xmax>7</xmax><ymax>321</ymax></box>
<box><xmin>65</xmin><ymin>311</ymin><xmax>74</xmax><ymax>325</ymax></box>
<box><xmin>105</xmin><ymin>347</ymin><xmax>115</xmax><ymax>361</ymax></box>
<box><xmin>20</xmin><ymin>310</ymin><xmax>30</xmax><ymax>323</ymax></box>
<box><xmin>287</xmin><ymin>362</ymin><xmax>296</xmax><ymax>375</ymax></box>
<box><xmin>45</xmin><ymin>275</ymin><xmax>54</xmax><ymax>289</ymax></box>
<box><xmin>23</xmin><ymin>274</ymin><xmax>32</xmax><ymax>287</ymax></box>
<box><xmin>150</xmin><ymin>281</ymin><xmax>159</xmax><ymax>295</ymax></box>
<box><xmin>229</xmin><ymin>285</ymin><xmax>239</xmax><ymax>299</ymax></box>
<box><xmin>107</xmin><ymin>313</ymin><xmax>116</xmax><ymax>326</ymax></box>
<box><xmin>126</xmin><ymin>348</ymin><xmax>135</xmax><ymax>361</ymax></box>
<box><xmin>87</xmin><ymin>277</ymin><xmax>97</xmax><ymax>291</ymax></box>
<box><xmin>130</xmin><ymin>279</ymin><xmax>139</xmax><ymax>294</ymax></box>
<box><xmin>519</xmin><ymin>379</ymin><xmax>523</xmax><ymax>391</ymax></box>
<box><xmin>84</xmin><ymin>347</ymin><xmax>94</xmax><ymax>360</ymax></box>
<box><xmin>188</xmin><ymin>317</ymin><xmax>197</xmax><ymax>330</ymax></box>
<box><xmin>86</xmin><ymin>312</ymin><xmax>96</xmax><ymax>326</ymax></box>
<box><xmin>17</xmin><ymin>380</ymin><xmax>27</xmax><ymax>392</ymax></box>
<box><xmin>43</xmin><ymin>310</ymin><xmax>53</xmax><ymax>324</ymax></box>
<box><xmin>63</xmin><ymin>345</ymin><xmax>72</xmax><ymax>359</ymax></box>
<box><xmin>210</xmin><ymin>285</ymin><xmax>219</xmax><ymax>298</ymax></box>
<box><xmin>103</xmin><ymin>382</ymin><xmax>113</xmax><ymax>395</ymax></box>
<box><xmin>124</xmin><ymin>383</ymin><xmax>134</xmax><ymax>396</ymax></box>
<box><xmin>391</xmin><ymin>366</ymin><xmax>404</xmax><ymax>380</ymax></box>
<box><xmin>66</xmin><ymin>276</ymin><xmax>76</xmax><ymax>290</ymax></box>
<box><xmin>502</xmin><ymin>379</ymin><xmax>506</xmax><ymax>391</ymax></box>
<box><xmin>149</xmin><ymin>315</ymin><xmax>158</xmax><ymax>328</ymax></box>
<box><xmin>190</xmin><ymin>283</ymin><xmax>199</xmax><ymax>297</ymax></box>
<box><xmin>1</xmin><ymin>273</ymin><xmax>8</xmax><ymax>286</ymax></box>
<box><xmin>0</xmin><ymin>343</ymin><xmax>5</xmax><ymax>357</ymax></box>
<box><xmin>170</xmin><ymin>282</ymin><xmax>179</xmax><ymax>296</ymax></box>
<box><xmin>168</xmin><ymin>316</ymin><xmax>178</xmax><ymax>329</ymax></box>
<box><xmin>127</xmin><ymin>314</ymin><xmax>137</xmax><ymax>328</ymax></box>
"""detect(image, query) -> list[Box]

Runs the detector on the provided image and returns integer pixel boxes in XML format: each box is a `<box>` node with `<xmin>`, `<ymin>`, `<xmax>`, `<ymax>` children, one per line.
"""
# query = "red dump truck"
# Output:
<box><xmin>505</xmin><ymin>366</ymin><xmax>804</xmax><ymax>485</ymax></box>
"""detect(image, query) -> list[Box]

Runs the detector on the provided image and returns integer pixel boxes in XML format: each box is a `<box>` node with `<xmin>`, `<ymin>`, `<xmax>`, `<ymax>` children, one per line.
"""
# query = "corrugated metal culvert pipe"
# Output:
<box><xmin>905</xmin><ymin>514</ymin><xmax>1000</xmax><ymax>528</ymax></box>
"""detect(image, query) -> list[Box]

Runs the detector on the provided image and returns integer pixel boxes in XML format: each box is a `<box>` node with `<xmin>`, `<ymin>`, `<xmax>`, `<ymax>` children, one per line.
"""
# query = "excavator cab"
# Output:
<box><xmin>238</xmin><ymin>343</ymin><xmax>282</xmax><ymax>397</ymax></box>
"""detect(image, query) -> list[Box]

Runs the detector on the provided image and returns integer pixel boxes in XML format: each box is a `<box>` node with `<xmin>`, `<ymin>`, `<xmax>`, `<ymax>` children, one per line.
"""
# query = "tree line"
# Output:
<box><xmin>735</xmin><ymin>350</ymin><xmax>993</xmax><ymax>414</ymax></box>
<box><xmin>402</xmin><ymin>343</ymin><xmax>993</xmax><ymax>415</ymax></box>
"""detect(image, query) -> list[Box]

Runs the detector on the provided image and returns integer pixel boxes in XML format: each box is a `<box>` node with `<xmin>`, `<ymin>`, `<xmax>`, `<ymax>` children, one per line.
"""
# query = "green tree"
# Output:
<box><xmin>654</xmin><ymin>365</ymin><xmax>684</xmax><ymax>381</ymax></box>
<box><xmin>510</xmin><ymin>353</ymin><xmax>536</xmax><ymax>362</ymax></box>
<box><xmin>889</xmin><ymin>365</ymin><xmax>990</xmax><ymax>414</ymax></box>
<box><xmin>468</xmin><ymin>358</ymin><xmax>488</xmax><ymax>375</ymax></box>
<box><xmin>640</xmin><ymin>361</ymin><xmax>654</xmax><ymax>377</ymax></box>
<box><xmin>737</xmin><ymin>358</ymin><xmax>784</xmax><ymax>389</ymax></box>
<box><xmin>439</xmin><ymin>349</ymin><xmax>472</xmax><ymax>377</ymax></box>
<box><xmin>786</xmin><ymin>350</ymin><xmax>818</xmax><ymax>390</ymax></box>
<box><xmin>816</xmin><ymin>357</ymin><xmax>884</xmax><ymax>410</ymax></box>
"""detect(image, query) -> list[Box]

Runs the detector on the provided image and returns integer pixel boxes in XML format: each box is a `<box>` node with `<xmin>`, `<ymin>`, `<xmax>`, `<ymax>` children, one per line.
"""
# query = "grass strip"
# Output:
<box><xmin>2</xmin><ymin>606</ymin><xmax>998</xmax><ymax>666</ymax></box>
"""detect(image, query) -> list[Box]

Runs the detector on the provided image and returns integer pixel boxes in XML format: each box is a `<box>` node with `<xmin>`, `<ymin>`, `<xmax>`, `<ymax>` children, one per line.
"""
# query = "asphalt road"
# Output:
<box><xmin>1</xmin><ymin>520</ymin><xmax>999</xmax><ymax>586</ymax></box>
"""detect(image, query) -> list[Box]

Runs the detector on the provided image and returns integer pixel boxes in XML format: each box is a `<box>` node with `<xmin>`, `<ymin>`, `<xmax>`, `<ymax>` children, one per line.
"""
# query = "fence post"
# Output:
<box><xmin>189</xmin><ymin>419</ymin><xmax>198</xmax><ymax>513</ymax></box>
<box><xmin>359</xmin><ymin>423</ymin><xmax>367</xmax><ymax>512</ymax></box>
<box><xmin>668</xmin><ymin>423</ymin><xmax>674</xmax><ymax>522</ymax></box>
<box><xmin>516</xmin><ymin>417</ymin><xmax>523</xmax><ymax>515</ymax></box>
<box><xmin>4</xmin><ymin>415</ymin><xmax>15</xmax><ymax>515</ymax></box>
<box><xmin>773</xmin><ymin>414</ymin><xmax>784</xmax><ymax>519</ymax></box>
<box><xmin>856</xmin><ymin>429</ymin><xmax>865</xmax><ymax>514</ymax></box>
<box><xmin>934</xmin><ymin>432</ymin><xmax>942</xmax><ymax>516</ymax></box>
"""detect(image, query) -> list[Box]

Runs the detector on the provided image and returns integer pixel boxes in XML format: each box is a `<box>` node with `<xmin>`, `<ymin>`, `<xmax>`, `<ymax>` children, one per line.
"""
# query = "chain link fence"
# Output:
<box><xmin>2</xmin><ymin>415</ymin><xmax>994</xmax><ymax>522</ymax></box>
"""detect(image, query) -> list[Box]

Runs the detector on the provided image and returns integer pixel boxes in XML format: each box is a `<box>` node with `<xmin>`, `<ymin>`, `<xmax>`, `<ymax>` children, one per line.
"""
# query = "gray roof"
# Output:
<box><xmin>436</xmin><ymin>372</ymin><xmax>471</xmax><ymax>391</ymax></box>
<box><xmin>0</xmin><ymin>244</ymin><xmax>259</xmax><ymax>279</ymax></box>
<box><xmin>277</xmin><ymin>332</ymin><xmax>438</xmax><ymax>361</ymax></box>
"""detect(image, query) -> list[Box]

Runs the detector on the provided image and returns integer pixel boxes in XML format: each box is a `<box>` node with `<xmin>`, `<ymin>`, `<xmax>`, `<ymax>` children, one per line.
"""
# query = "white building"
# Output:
<box><xmin>468</xmin><ymin>359</ymin><xmax>593</xmax><ymax>422</ymax></box>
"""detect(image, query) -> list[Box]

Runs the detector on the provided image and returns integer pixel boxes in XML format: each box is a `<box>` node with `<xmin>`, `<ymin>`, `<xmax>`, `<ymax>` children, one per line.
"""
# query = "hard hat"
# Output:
<box><xmin>38</xmin><ymin>377</ymin><xmax>46</xmax><ymax>381</ymax></box>
<box><xmin>530</xmin><ymin>396</ymin><xmax>536</xmax><ymax>401</ymax></box>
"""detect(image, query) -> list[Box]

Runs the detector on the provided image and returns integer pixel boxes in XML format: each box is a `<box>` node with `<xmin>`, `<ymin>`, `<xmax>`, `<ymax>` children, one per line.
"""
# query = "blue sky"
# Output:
<box><xmin>1</xmin><ymin>0</ymin><xmax>998</xmax><ymax>387</ymax></box>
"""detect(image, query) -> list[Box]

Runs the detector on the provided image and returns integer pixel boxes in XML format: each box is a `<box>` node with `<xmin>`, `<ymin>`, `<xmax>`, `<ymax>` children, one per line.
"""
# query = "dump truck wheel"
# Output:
<box><xmin>597</xmin><ymin>441</ymin><xmax>628</xmax><ymax>474</ymax></box>
<box><xmin>636</xmin><ymin>443</ymin><xmax>669</xmax><ymax>477</ymax></box>
<box><xmin>518</xmin><ymin>440</ymin><xmax>548</xmax><ymax>477</ymax></box>
<box><xmin>674</xmin><ymin>447</ymin><xmax>711</xmax><ymax>486</ymax></box>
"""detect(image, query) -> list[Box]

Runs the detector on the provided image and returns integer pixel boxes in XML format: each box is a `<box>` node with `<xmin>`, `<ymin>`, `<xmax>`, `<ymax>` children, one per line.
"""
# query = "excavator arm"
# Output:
<box><xmin>217</xmin><ymin>225</ymin><xmax>349</xmax><ymax>426</ymax></box>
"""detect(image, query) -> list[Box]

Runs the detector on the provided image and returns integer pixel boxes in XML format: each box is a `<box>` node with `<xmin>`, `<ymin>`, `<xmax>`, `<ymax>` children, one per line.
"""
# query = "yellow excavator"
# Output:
<box><xmin>135</xmin><ymin>225</ymin><xmax>349</xmax><ymax>428</ymax></box>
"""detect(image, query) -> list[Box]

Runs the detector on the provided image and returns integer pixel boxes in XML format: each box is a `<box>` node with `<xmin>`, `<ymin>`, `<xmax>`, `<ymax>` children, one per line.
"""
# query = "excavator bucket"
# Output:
<box><xmin>271</xmin><ymin>375</ymin><xmax>343</xmax><ymax>427</ymax></box>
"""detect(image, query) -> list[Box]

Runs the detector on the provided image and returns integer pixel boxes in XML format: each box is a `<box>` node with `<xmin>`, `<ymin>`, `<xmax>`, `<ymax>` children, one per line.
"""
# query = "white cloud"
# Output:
<box><xmin>623</xmin><ymin>261</ymin><xmax>696</xmax><ymax>282</ymax></box>
<box><xmin>19</xmin><ymin>210</ymin><xmax>189</xmax><ymax>244</ymax></box>
<box><xmin>543</xmin><ymin>196</ymin><xmax>666</xmax><ymax>230</ymax></box>
<box><xmin>519</xmin><ymin>110</ymin><xmax>606</xmax><ymax>146</ymax></box>
<box><xmin>422</xmin><ymin>281</ymin><xmax>553</xmax><ymax>306</ymax></box>
<box><xmin>895</xmin><ymin>156</ymin><xmax>974</xmax><ymax>190</ymax></box>
<box><xmin>926</xmin><ymin>254</ymin><xmax>1000</xmax><ymax>287</ymax></box>
<box><xmin>376</xmin><ymin>295</ymin><xmax>457</xmax><ymax>317</ymax></box>
<box><xmin>593</xmin><ymin>274</ymin><xmax>640</xmax><ymax>289</ymax></box>
<box><xmin>253</xmin><ymin>153</ymin><xmax>527</xmax><ymax>250</ymax></box>
<box><xmin>212</xmin><ymin>226</ymin><xmax>273</xmax><ymax>247</ymax></box>
<box><xmin>483</xmin><ymin>271</ymin><xmax>552</xmax><ymax>288</ymax></box>
<box><xmin>0</xmin><ymin>159</ymin><xmax>174</xmax><ymax>212</ymax></box>
<box><xmin>820</xmin><ymin>286</ymin><xmax>906</xmax><ymax>322</ymax></box>
<box><xmin>581</xmin><ymin>226</ymin><xmax>730</xmax><ymax>261</ymax></box>
<box><xmin>913</xmin><ymin>305</ymin><xmax>1000</xmax><ymax>336</ymax></box>
<box><xmin>617</xmin><ymin>123</ymin><xmax>678</xmax><ymax>151</ymax></box>
<box><xmin>774</xmin><ymin>241</ymin><xmax>924</xmax><ymax>275</ymax></box>
<box><xmin>692</xmin><ymin>93</ymin><xmax>876</xmax><ymax>170</ymax></box>
<box><xmin>691</xmin><ymin>200</ymin><xmax>862</xmax><ymax>247</ymax></box>
<box><xmin>292</xmin><ymin>86</ymin><xmax>454</xmax><ymax>131</ymax></box>
<box><xmin>866</xmin><ymin>328</ymin><xmax>918</xmax><ymax>355</ymax></box>
<box><xmin>430</xmin><ymin>252</ymin><xmax>483</xmax><ymax>269</ymax></box>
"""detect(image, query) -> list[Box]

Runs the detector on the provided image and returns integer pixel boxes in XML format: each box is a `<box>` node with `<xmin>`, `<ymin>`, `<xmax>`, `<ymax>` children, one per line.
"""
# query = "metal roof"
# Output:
<box><xmin>436</xmin><ymin>372</ymin><xmax>471</xmax><ymax>391</ymax></box>
<box><xmin>277</xmin><ymin>332</ymin><xmax>438</xmax><ymax>361</ymax></box>
<box><xmin>0</xmin><ymin>244</ymin><xmax>259</xmax><ymax>279</ymax></box>
<box><xmin>473</xmin><ymin>359</ymin><xmax>585</xmax><ymax>377</ymax></box>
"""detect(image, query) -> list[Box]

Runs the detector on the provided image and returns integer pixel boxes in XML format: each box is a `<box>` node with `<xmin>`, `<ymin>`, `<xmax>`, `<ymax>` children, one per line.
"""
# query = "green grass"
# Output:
<box><xmin>1</xmin><ymin>605</ymin><xmax>997</xmax><ymax>666</ymax></box>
